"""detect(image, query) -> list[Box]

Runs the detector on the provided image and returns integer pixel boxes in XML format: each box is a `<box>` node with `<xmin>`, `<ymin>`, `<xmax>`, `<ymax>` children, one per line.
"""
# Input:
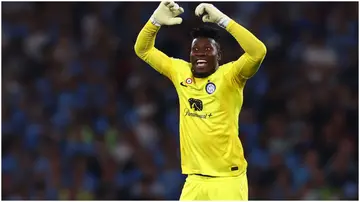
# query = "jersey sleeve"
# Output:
<box><xmin>134</xmin><ymin>20</ymin><xmax>178</xmax><ymax>81</ymax></box>
<box><xmin>223</xmin><ymin>53</ymin><xmax>264</xmax><ymax>86</ymax></box>
<box><xmin>223</xmin><ymin>20</ymin><xmax>267</xmax><ymax>86</ymax></box>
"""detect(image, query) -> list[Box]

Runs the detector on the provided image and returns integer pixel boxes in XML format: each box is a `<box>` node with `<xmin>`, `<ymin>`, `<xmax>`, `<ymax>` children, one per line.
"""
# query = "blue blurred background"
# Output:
<box><xmin>1</xmin><ymin>1</ymin><xmax>358</xmax><ymax>200</ymax></box>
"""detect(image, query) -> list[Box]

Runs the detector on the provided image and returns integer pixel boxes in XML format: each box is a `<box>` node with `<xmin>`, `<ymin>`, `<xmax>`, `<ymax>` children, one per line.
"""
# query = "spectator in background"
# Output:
<box><xmin>2</xmin><ymin>2</ymin><xmax>358</xmax><ymax>200</ymax></box>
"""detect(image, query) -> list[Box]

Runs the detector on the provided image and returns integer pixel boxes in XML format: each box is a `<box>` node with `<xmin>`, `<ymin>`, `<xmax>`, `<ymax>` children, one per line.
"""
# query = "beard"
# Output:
<box><xmin>192</xmin><ymin>68</ymin><xmax>216</xmax><ymax>78</ymax></box>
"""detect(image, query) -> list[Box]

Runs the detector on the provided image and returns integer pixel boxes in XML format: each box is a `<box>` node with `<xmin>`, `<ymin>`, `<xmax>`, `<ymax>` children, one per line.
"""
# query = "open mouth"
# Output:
<box><xmin>196</xmin><ymin>59</ymin><xmax>208</xmax><ymax>67</ymax></box>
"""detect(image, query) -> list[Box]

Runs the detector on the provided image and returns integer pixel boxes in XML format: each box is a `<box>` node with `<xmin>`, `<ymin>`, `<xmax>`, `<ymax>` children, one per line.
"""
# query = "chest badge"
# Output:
<box><xmin>205</xmin><ymin>81</ymin><xmax>216</xmax><ymax>94</ymax></box>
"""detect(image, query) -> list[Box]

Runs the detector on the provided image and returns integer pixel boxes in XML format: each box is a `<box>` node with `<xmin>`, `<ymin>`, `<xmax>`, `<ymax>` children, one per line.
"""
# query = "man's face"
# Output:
<box><xmin>190</xmin><ymin>37</ymin><xmax>220</xmax><ymax>78</ymax></box>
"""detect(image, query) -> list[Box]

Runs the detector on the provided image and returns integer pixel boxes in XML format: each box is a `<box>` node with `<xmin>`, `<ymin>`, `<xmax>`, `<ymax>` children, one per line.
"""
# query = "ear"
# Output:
<box><xmin>215</xmin><ymin>42</ymin><xmax>221</xmax><ymax>61</ymax></box>
<box><xmin>217</xmin><ymin>50</ymin><xmax>222</xmax><ymax>62</ymax></box>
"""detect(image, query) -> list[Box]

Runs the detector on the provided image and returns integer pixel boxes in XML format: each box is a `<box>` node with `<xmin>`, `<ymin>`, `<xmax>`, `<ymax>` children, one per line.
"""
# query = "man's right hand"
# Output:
<box><xmin>150</xmin><ymin>1</ymin><xmax>184</xmax><ymax>26</ymax></box>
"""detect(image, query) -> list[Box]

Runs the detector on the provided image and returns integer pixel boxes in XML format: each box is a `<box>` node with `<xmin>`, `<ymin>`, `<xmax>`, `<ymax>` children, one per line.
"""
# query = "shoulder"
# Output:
<box><xmin>170</xmin><ymin>57</ymin><xmax>192</xmax><ymax>73</ymax></box>
<box><xmin>171</xmin><ymin>57</ymin><xmax>191</xmax><ymax>66</ymax></box>
<box><xmin>218</xmin><ymin>62</ymin><xmax>246</xmax><ymax>88</ymax></box>
<box><xmin>218</xmin><ymin>61</ymin><xmax>234</xmax><ymax>74</ymax></box>
<box><xmin>165</xmin><ymin>58</ymin><xmax>192</xmax><ymax>84</ymax></box>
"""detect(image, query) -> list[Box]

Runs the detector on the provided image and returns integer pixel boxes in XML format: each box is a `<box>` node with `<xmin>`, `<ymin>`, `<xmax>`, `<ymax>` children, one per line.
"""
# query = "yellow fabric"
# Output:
<box><xmin>224</xmin><ymin>19</ymin><xmax>267</xmax><ymax>81</ymax></box>
<box><xmin>134</xmin><ymin>19</ymin><xmax>266</xmax><ymax>177</ymax></box>
<box><xmin>180</xmin><ymin>173</ymin><xmax>248</xmax><ymax>200</ymax></box>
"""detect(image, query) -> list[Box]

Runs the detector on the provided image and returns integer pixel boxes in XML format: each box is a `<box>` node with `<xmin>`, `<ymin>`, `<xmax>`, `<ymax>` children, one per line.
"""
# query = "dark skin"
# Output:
<box><xmin>190</xmin><ymin>37</ymin><xmax>221</xmax><ymax>78</ymax></box>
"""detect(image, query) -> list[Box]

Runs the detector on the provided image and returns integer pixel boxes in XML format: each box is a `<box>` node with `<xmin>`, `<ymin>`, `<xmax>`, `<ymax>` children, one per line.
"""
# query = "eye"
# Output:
<box><xmin>205</xmin><ymin>47</ymin><xmax>211</xmax><ymax>51</ymax></box>
<box><xmin>193</xmin><ymin>47</ymin><xmax>199</xmax><ymax>51</ymax></box>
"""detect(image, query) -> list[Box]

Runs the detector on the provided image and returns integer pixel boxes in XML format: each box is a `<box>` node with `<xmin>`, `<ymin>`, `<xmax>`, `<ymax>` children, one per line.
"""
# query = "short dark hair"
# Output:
<box><xmin>190</xmin><ymin>24</ymin><xmax>221</xmax><ymax>52</ymax></box>
<box><xmin>190</xmin><ymin>24</ymin><xmax>221</xmax><ymax>42</ymax></box>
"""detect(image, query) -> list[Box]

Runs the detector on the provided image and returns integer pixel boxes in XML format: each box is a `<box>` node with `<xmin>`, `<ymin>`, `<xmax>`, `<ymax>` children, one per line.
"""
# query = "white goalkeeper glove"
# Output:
<box><xmin>150</xmin><ymin>1</ymin><xmax>184</xmax><ymax>26</ymax></box>
<box><xmin>195</xmin><ymin>3</ymin><xmax>231</xmax><ymax>28</ymax></box>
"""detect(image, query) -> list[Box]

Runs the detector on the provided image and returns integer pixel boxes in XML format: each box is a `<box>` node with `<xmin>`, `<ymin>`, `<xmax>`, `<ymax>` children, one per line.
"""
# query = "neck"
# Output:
<box><xmin>193</xmin><ymin>71</ymin><xmax>212</xmax><ymax>78</ymax></box>
<box><xmin>192</xmin><ymin>65</ymin><xmax>218</xmax><ymax>78</ymax></box>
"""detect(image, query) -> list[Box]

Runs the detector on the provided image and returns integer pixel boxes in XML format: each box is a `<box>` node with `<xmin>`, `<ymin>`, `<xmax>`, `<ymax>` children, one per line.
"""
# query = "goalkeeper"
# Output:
<box><xmin>134</xmin><ymin>1</ymin><xmax>266</xmax><ymax>200</ymax></box>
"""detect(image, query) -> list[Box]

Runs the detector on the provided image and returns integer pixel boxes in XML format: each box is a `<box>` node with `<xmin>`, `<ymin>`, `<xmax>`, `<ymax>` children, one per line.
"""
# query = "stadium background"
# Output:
<box><xmin>1</xmin><ymin>1</ymin><xmax>358</xmax><ymax>200</ymax></box>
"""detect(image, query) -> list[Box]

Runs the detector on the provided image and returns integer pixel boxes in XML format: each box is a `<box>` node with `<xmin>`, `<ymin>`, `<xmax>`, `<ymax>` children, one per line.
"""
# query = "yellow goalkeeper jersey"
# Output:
<box><xmin>134</xmin><ymin>20</ymin><xmax>266</xmax><ymax>177</ymax></box>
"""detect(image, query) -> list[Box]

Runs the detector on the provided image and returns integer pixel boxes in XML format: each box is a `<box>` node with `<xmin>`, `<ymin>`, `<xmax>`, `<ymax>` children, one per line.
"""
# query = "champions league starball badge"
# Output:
<box><xmin>205</xmin><ymin>82</ymin><xmax>216</xmax><ymax>94</ymax></box>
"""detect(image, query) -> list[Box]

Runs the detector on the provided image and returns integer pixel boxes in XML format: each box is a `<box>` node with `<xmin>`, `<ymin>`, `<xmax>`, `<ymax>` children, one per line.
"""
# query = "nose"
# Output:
<box><xmin>193</xmin><ymin>51</ymin><xmax>206</xmax><ymax>57</ymax></box>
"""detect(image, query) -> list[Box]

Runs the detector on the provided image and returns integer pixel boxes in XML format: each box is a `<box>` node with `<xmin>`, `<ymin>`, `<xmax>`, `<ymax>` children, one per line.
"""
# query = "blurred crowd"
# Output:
<box><xmin>2</xmin><ymin>2</ymin><xmax>358</xmax><ymax>200</ymax></box>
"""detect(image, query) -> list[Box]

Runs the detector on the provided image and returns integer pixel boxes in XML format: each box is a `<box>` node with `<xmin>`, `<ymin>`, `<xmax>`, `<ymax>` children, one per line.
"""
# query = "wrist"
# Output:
<box><xmin>217</xmin><ymin>16</ymin><xmax>231</xmax><ymax>29</ymax></box>
<box><xmin>150</xmin><ymin>16</ymin><xmax>162</xmax><ymax>27</ymax></box>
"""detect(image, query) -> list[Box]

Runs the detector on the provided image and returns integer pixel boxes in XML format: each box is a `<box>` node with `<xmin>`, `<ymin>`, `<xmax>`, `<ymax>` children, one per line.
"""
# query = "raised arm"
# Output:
<box><xmin>134</xmin><ymin>1</ymin><xmax>184</xmax><ymax>80</ymax></box>
<box><xmin>225</xmin><ymin>20</ymin><xmax>267</xmax><ymax>79</ymax></box>
<box><xmin>134</xmin><ymin>21</ymin><xmax>174</xmax><ymax>78</ymax></box>
<box><xmin>195</xmin><ymin>3</ymin><xmax>267</xmax><ymax>83</ymax></box>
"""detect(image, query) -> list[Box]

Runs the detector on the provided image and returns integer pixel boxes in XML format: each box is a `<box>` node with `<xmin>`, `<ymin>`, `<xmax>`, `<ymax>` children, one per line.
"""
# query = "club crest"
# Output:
<box><xmin>205</xmin><ymin>82</ymin><xmax>216</xmax><ymax>94</ymax></box>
